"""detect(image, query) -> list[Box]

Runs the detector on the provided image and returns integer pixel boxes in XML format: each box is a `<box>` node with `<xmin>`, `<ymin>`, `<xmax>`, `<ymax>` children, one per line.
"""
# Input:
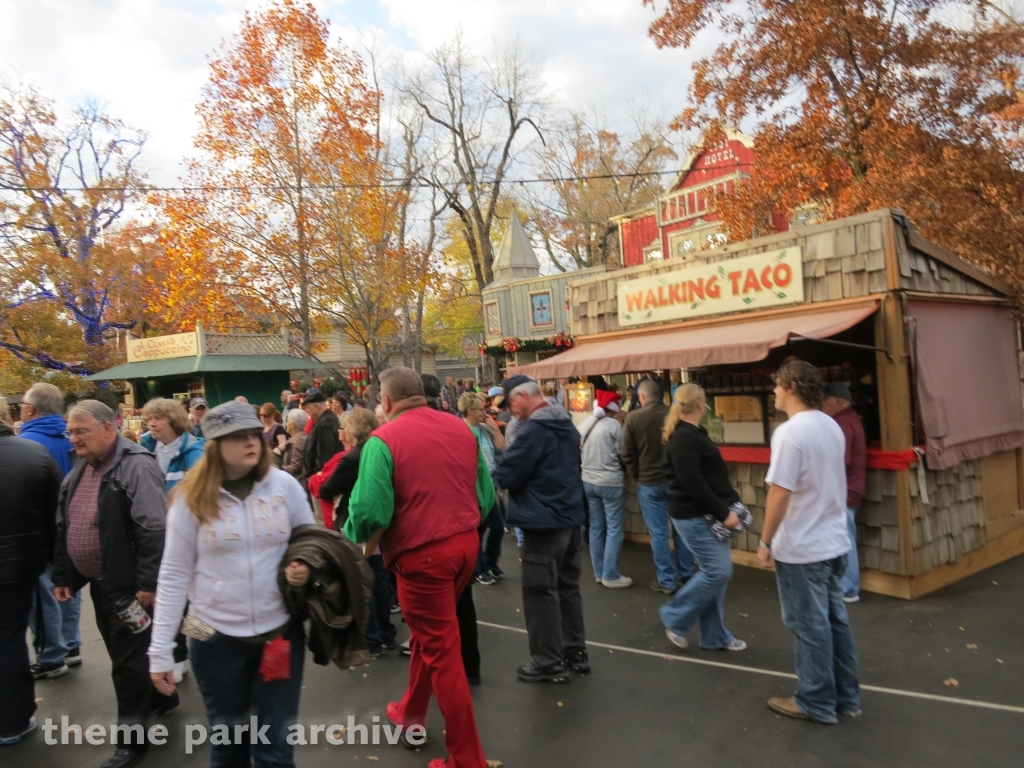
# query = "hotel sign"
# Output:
<box><xmin>617</xmin><ymin>247</ymin><xmax>803</xmax><ymax>327</ymax></box>
<box><xmin>127</xmin><ymin>332</ymin><xmax>199</xmax><ymax>363</ymax></box>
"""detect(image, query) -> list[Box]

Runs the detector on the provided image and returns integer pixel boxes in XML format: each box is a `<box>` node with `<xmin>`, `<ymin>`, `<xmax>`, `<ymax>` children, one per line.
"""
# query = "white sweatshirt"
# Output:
<box><xmin>148</xmin><ymin>467</ymin><xmax>316</xmax><ymax>673</ymax></box>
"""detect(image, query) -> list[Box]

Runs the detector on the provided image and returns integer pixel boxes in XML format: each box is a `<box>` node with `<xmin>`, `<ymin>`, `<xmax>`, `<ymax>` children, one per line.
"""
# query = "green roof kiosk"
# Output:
<box><xmin>86</xmin><ymin>325</ymin><xmax>321</xmax><ymax>408</ymax></box>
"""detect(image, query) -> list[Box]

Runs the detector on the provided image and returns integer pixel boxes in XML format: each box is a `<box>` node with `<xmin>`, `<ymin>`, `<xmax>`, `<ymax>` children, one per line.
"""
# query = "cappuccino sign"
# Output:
<box><xmin>127</xmin><ymin>332</ymin><xmax>198</xmax><ymax>363</ymax></box>
<box><xmin>617</xmin><ymin>247</ymin><xmax>803</xmax><ymax>327</ymax></box>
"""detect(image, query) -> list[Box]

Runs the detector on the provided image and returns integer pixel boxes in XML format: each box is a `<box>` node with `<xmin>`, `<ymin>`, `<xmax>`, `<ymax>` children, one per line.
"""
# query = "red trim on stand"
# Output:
<box><xmin>719</xmin><ymin>445</ymin><xmax>920</xmax><ymax>471</ymax></box>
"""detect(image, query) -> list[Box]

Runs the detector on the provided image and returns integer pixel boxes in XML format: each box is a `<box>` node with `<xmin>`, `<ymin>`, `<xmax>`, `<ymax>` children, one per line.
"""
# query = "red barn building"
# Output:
<box><xmin>612</xmin><ymin>128</ymin><xmax>780</xmax><ymax>268</ymax></box>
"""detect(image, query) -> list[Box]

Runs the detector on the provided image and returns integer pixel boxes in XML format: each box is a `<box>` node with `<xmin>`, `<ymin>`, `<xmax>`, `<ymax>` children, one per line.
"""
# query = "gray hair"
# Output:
<box><xmin>24</xmin><ymin>383</ymin><xmax>65</xmax><ymax>415</ymax></box>
<box><xmin>344</xmin><ymin>408</ymin><xmax>379</xmax><ymax>446</ymax></box>
<box><xmin>67</xmin><ymin>399</ymin><xmax>116</xmax><ymax>425</ymax></box>
<box><xmin>510</xmin><ymin>380</ymin><xmax>541</xmax><ymax>399</ymax></box>
<box><xmin>637</xmin><ymin>379</ymin><xmax>663</xmax><ymax>401</ymax></box>
<box><xmin>380</xmin><ymin>367</ymin><xmax>425</xmax><ymax>401</ymax></box>
<box><xmin>286</xmin><ymin>408</ymin><xmax>310</xmax><ymax>429</ymax></box>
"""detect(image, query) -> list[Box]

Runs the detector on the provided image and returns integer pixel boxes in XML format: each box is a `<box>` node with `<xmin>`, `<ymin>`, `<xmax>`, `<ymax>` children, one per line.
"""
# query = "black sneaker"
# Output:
<box><xmin>564</xmin><ymin>648</ymin><xmax>591</xmax><ymax>674</ymax></box>
<box><xmin>399</xmin><ymin>640</ymin><xmax>411</xmax><ymax>657</ymax></box>
<box><xmin>31</xmin><ymin>661</ymin><xmax>68</xmax><ymax>679</ymax></box>
<box><xmin>100</xmin><ymin>747</ymin><xmax>147</xmax><ymax>768</ymax></box>
<box><xmin>466</xmin><ymin>673</ymin><xmax>481</xmax><ymax>686</ymax></box>
<box><xmin>475</xmin><ymin>571</ymin><xmax>496</xmax><ymax>586</ymax></box>
<box><xmin>64</xmin><ymin>647</ymin><xmax>82</xmax><ymax>667</ymax></box>
<box><xmin>382</xmin><ymin>640</ymin><xmax>397</xmax><ymax>650</ymax></box>
<box><xmin>516</xmin><ymin>662</ymin><xmax>570</xmax><ymax>683</ymax></box>
<box><xmin>489</xmin><ymin>565</ymin><xmax>506</xmax><ymax>581</ymax></box>
<box><xmin>151</xmin><ymin>691</ymin><xmax>180</xmax><ymax>716</ymax></box>
<box><xmin>389</xmin><ymin>602</ymin><xmax>402</xmax><ymax>614</ymax></box>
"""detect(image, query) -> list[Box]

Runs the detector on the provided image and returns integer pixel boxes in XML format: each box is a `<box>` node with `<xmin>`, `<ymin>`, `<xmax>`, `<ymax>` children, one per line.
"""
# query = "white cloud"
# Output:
<box><xmin>1</xmin><ymin>0</ymin><xmax>709</xmax><ymax>184</ymax></box>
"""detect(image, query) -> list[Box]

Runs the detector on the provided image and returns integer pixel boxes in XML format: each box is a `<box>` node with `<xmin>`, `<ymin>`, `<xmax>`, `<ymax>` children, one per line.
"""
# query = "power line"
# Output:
<box><xmin>3</xmin><ymin>162</ymin><xmax>754</xmax><ymax>194</ymax></box>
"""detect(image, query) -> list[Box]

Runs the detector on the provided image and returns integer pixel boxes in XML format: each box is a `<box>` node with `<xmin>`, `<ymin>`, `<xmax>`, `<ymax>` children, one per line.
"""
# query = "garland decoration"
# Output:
<box><xmin>480</xmin><ymin>333</ymin><xmax>575</xmax><ymax>358</ymax></box>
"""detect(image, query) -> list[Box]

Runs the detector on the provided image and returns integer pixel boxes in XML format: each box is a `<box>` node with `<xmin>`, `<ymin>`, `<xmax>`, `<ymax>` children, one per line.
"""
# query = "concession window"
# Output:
<box><xmin>511</xmin><ymin>302</ymin><xmax>879</xmax><ymax>379</ymax></box>
<box><xmin>908</xmin><ymin>301</ymin><xmax>1024</xmax><ymax>470</ymax></box>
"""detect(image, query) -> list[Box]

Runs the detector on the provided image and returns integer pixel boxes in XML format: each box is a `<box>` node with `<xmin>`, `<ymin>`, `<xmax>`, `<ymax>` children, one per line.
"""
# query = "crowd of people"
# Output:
<box><xmin>0</xmin><ymin>361</ymin><xmax>864</xmax><ymax>768</ymax></box>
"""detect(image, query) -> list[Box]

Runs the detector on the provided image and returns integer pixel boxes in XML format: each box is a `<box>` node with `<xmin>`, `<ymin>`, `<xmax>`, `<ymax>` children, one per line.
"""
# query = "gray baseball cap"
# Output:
<box><xmin>824</xmin><ymin>382</ymin><xmax>853</xmax><ymax>402</ymax></box>
<box><xmin>201</xmin><ymin>401</ymin><xmax>263</xmax><ymax>440</ymax></box>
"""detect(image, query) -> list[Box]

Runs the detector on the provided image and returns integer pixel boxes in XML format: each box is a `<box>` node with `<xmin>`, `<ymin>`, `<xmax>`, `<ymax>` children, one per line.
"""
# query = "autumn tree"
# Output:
<box><xmin>645</xmin><ymin>0</ymin><xmax>1024</xmax><ymax>290</ymax></box>
<box><xmin>161</xmin><ymin>0</ymin><xmax>379</xmax><ymax>356</ymax></box>
<box><xmin>403</xmin><ymin>36</ymin><xmax>545</xmax><ymax>293</ymax></box>
<box><xmin>0</xmin><ymin>82</ymin><xmax>148</xmax><ymax>375</ymax></box>
<box><xmin>529</xmin><ymin>110</ymin><xmax>677</xmax><ymax>270</ymax></box>
<box><xmin>422</xmin><ymin>215</ymin><xmax>488</xmax><ymax>358</ymax></box>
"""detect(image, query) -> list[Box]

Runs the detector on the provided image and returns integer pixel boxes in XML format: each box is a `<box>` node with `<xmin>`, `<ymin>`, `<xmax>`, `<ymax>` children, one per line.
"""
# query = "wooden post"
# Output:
<box><xmin>877</xmin><ymin>216</ymin><xmax>916</xmax><ymax>574</ymax></box>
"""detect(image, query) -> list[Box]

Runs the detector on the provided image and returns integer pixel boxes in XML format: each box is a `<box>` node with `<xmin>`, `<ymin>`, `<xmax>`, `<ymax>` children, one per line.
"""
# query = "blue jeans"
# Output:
<box><xmin>365</xmin><ymin>555</ymin><xmax>397</xmax><ymax>654</ymax></box>
<box><xmin>31</xmin><ymin>566</ymin><xmax>81</xmax><ymax>666</ymax></box>
<box><xmin>189</xmin><ymin>623</ymin><xmax>305</xmax><ymax>768</ymax></box>
<box><xmin>475</xmin><ymin>503</ymin><xmax>505</xmax><ymax>576</ymax></box>
<box><xmin>775</xmin><ymin>556</ymin><xmax>861</xmax><ymax>723</ymax></box>
<box><xmin>637</xmin><ymin>482</ymin><xmax>695</xmax><ymax>587</ymax></box>
<box><xmin>584</xmin><ymin>482</ymin><xmax>625</xmax><ymax>581</ymax></box>
<box><xmin>659</xmin><ymin>518</ymin><xmax>735</xmax><ymax>648</ymax></box>
<box><xmin>841</xmin><ymin>506</ymin><xmax>860</xmax><ymax>598</ymax></box>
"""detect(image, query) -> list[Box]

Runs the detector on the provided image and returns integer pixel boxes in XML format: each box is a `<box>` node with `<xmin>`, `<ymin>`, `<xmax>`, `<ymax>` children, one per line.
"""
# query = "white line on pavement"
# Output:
<box><xmin>476</xmin><ymin>620</ymin><xmax>1024</xmax><ymax>715</ymax></box>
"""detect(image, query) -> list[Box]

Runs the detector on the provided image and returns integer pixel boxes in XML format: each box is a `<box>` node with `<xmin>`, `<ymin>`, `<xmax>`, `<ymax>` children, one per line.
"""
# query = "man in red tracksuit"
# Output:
<box><xmin>344</xmin><ymin>367</ymin><xmax>495</xmax><ymax>768</ymax></box>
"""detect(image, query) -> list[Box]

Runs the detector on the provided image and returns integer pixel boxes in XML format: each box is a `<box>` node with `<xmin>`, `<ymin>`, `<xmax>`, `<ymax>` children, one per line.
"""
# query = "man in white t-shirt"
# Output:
<box><xmin>758</xmin><ymin>361</ymin><xmax>860</xmax><ymax>724</ymax></box>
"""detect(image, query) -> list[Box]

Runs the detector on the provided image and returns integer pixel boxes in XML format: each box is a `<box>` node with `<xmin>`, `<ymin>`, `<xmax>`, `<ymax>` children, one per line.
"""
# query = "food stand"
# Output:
<box><xmin>86</xmin><ymin>325</ymin><xmax>321</xmax><ymax>408</ymax></box>
<box><xmin>511</xmin><ymin>209</ymin><xmax>1024</xmax><ymax>598</ymax></box>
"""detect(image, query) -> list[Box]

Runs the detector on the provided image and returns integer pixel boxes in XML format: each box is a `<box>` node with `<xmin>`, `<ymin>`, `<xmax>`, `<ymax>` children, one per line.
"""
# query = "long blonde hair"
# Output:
<box><xmin>662</xmin><ymin>382</ymin><xmax>706</xmax><ymax>444</ymax></box>
<box><xmin>171</xmin><ymin>437</ymin><xmax>272</xmax><ymax>524</ymax></box>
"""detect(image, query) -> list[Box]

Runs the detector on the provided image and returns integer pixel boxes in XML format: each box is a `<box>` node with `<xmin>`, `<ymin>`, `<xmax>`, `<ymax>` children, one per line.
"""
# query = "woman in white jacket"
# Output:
<box><xmin>148</xmin><ymin>401</ymin><xmax>315</xmax><ymax>768</ymax></box>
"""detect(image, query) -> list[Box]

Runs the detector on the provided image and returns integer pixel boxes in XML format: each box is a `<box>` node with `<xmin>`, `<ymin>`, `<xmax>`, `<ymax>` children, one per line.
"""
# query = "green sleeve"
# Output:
<box><xmin>476</xmin><ymin>444</ymin><xmax>496</xmax><ymax>519</ymax></box>
<box><xmin>343</xmin><ymin>437</ymin><xmax>395</xmax><ymax>543</ymax></box>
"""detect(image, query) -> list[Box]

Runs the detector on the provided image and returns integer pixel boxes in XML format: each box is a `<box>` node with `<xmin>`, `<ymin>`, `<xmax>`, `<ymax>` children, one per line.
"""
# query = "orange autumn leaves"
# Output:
<box><xmin>645</xmin><ymin>0</ymin><xmax>1024</xmax><ymax>297</ymax></box>
<box><xmin>150</xmin><ymin>0</ymin><xmax>412</xmax><ymax>354</ymax></box>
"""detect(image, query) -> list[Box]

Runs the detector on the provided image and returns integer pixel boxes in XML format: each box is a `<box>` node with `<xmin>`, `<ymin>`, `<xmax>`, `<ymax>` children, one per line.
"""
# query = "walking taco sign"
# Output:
<box><xmin>617</xmin><ymin>247</ymin><xmax>803</xmax><ymax>327</ymax></box>
<box><xmin>127</xmin><ymin>332</ymin><xmax>198</xmax><ymax>363</ymax></box>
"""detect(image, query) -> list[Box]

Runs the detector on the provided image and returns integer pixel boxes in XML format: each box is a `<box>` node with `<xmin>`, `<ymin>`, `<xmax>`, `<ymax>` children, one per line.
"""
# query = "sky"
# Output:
<box><xmin>0</xmin><ymin>0</ymin><xmax>707</xmax><ymax>186</ymax></box>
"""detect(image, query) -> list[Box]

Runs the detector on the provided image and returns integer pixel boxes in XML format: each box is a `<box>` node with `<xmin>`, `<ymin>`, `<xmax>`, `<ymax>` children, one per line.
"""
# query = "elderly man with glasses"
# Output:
<box><xmin>53</xmin><ymin>400</ymin><xmax>173</xmax><ymax>768</ymax></box>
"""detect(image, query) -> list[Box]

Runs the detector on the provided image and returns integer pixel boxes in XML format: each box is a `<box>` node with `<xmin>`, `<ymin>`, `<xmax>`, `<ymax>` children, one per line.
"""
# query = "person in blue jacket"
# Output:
<box><xmin>18</xmin><ymin>383</ymin><xmax>79</xmax><ymax>679</ymax></box>
<box><xmin>140</xmin><ymin>398</ymin><xmax>206</xmax><ymax>490</ymax></box>
<box><xmin>491</xmin><ymin>375</ymin><xmax>588</xmax><ymax>684</ymax></box>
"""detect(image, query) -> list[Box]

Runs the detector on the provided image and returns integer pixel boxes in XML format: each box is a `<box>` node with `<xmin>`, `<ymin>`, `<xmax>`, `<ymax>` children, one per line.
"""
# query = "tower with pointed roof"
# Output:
<box><xmin>489</xmin><ymin>214</ymin><xmax>541</xmax><ymax>286</ymax></box>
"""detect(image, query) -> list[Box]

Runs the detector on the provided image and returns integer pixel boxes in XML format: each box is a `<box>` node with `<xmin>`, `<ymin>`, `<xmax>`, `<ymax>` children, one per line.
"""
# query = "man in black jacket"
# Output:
<box><xmin>52</xmin><ymin>400</ymin><xmax>173</xmax><ymax>768</ymax></box>
<box><xmin>301</xmin><ymin>387</ymin><xmax>342</xmax><ymax>482</ymax></box>
<box><xmin>0</xmin><ymin>413</ymin><xmax>61</xmax><ymax>745</ymax></box>
<box><xmin>491</xmin><ymin>376</ymin><xmax>587</xmax><ymax>683</ymax></box>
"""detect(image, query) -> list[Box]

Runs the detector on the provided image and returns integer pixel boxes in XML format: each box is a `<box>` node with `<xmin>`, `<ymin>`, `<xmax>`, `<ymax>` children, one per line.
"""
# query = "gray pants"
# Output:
<box><xmin>520</xmin><ymin>527</ymin><xmax>587</xmax><ymax>668</ymax></box>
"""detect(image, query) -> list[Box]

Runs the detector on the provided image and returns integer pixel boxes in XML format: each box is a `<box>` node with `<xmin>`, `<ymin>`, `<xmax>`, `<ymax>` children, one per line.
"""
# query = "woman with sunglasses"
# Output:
<box><xmin>148</xmin><ymin>401</ymin><xmax>316</xmax><ymax>768</ymax></box>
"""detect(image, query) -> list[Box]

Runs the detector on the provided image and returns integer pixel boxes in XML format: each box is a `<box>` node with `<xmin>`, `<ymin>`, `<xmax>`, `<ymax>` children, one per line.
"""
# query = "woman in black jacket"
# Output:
<box><xmin>318</xmin><ymin>408</ymin><xmax>396</xmax><ymax>657</ymax></box>
<box><xmin>659</xmin><ymin>383</ymin><xmax>747</xmax><ymax>653</ymax></box>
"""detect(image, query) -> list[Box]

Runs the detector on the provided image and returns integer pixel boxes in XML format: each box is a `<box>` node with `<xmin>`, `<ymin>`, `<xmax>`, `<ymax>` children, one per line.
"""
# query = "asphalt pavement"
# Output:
<box><xmin>6</xmin><ymin>536</ymin><xmax>1024</xmax><ymax>768</ymax></box>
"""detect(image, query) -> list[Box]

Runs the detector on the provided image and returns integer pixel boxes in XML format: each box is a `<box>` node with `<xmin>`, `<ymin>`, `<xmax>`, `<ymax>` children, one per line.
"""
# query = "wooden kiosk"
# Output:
<box><xmin>512</xmin><ymin>209</ymin><xmax>1024</xmax><ymax>599</ymax></box>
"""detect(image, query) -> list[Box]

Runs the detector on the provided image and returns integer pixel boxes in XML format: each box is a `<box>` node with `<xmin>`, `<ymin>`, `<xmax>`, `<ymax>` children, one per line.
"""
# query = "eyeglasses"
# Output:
<box><xmin>64</xmin><ymin>428</ymin><xmax>93</xmax><ymax>438</ymax></box>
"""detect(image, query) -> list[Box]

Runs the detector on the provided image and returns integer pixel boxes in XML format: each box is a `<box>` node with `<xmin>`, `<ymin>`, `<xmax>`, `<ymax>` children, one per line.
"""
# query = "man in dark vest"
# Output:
<box><xmin>345</xmin><ymin>367</ymin><xmax>495</xmax><ymax>768</ymax></box>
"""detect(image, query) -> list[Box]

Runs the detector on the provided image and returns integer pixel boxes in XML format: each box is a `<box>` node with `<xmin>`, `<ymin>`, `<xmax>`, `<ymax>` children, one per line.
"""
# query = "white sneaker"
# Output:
<box><xmin>665</xmin><ymin>628</ymin><xmax>689</xmax><ymax>650</ymax></box>
<box><xmin>601</xmin><ymin>576</ymin><xmax>633</xmax><ymax>589</ymax></box>
<box><xmin>173</xmin><ymin>661</ymin><xmax>189</xmax><ymax>684</ymax></box>
<box><xmin>0</xmin><ymin>716</ymin><xmax>36</xmax><ymax>745</ymax></box>
<box><xmin>843</xmin><ymin>595</ymin><xmax>860</xmax><ymax>604</ymax></box>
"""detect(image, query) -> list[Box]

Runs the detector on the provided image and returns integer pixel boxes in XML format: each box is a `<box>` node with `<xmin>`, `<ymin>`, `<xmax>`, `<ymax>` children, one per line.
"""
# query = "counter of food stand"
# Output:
<box><xmin>512</xmin><ymin>209</ymin><xmax>1024</xmax><ymax>598</ymax></box>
